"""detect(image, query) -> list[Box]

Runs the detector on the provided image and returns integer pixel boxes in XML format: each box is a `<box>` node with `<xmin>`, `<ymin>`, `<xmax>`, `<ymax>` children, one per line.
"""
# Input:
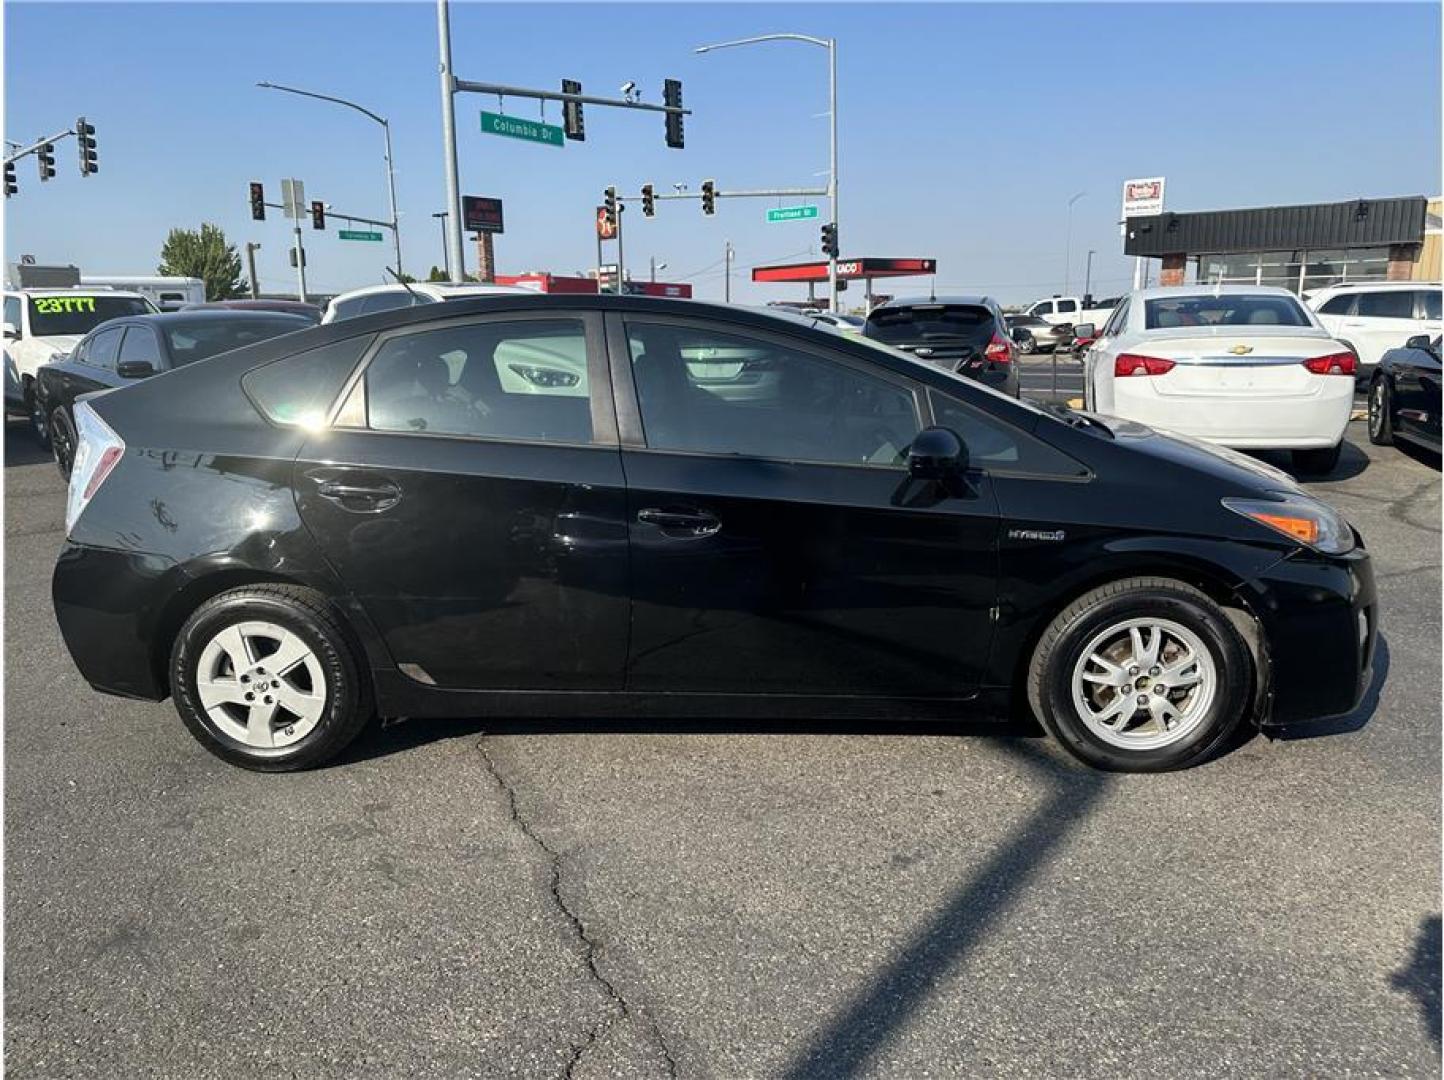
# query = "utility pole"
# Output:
<box><xmin>724</xmin><ymin>241</ymin><xmax>734</xmax><ymax>303</ymax></box>
<box><xmin>1064</xmin><ymin>191</ymin><xmax>1085</xmax><ymax>295</ymax></box>
<box><xmin>615</xmin><ymin>204</ymin><xmax>626</xmax><ymax>294</ymax></box>
<box><xmin>245</xmin><ymin>242</ymin><xmax>261</xmax><ymax>300</ymax></box>
<box><xmin>437</xmin><ymin>0</ymin><xmax>465</xmax><ymax>282</ymax></box>
<box><xmin>293</xmin><ymin>221</ymin><xmax>307</xmax><ymax>302</ymax></box>
<box><xmin>1084</xmin><ymin>249</ymin><xmax>1096</xmax><ymax>301</ymax></box>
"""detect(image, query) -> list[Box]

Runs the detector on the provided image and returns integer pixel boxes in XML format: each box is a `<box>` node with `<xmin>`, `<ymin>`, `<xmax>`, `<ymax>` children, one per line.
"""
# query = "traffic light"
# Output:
<box><xmin>37</xmin><ymin>142</ymin><xmax>55</xmax><ymax>182</ymax></box>
<box><xmin>310</xmin><ymin>200</ymin><xmax>325</xmax><ymax>230</ymax></box>
<box><xmin>820</xmin><ymin>222</ymin><xmax>839</xmax><ymax>258</ymax></box>
<box><xmin>4</xmin><ymin>160</ymin><xmax>16</xmax><ymax>198</ymax></box>
<box><xmin>250</xmin><ymin>182</ymin><xmax>265</xmax><ymax>221</ymax></box>
<box><xmin>663</xmin><ymin>78</ymin><xmax>684</xmax><ymax>149</ymax></box>
<box><xmin>561</xmin><ymin>78</ymin><xmax>585</xmax><ymax>141</ymax></box>
<box><xmin>641</xmin><ymin>183</ymin><xmax>655</xmax><ymax>218</ymax></box>
<box><xmin>603</xmin><ymin>186</ymin><xmax>618</xmax><ymax>230</ymax></box>
<box><xmin>76</xmin><ymin>117</ymin><xmax>97</xmax><ymax>176</ymax></box>
<box><xmin>701</xmin><ymin>178</ymin><xmax>715</xmax><ymax>215</ymax></box>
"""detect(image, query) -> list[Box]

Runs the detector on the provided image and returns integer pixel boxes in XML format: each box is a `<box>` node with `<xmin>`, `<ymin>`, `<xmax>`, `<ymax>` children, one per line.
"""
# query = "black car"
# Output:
<box><xmin>865</xmin><ymin>296</ymin><xmax>1020</xmax><ymax>396</ymax></box>
<box><xmin>35</xmin><ymin>309</ymin><xmax>311</xmax><ymax>477</ymax></box>
<box><xmin>1368</xmin><ymin>334</ymin><xmax>1441</xmax><ymax>454</ymax></box>
<box><xmin>1004</xmin><ymin>314</ymin><xmax>1070</xmax><ymax>355</ymax></box>
<box><xmin>52</xmin><ymin>294</ymin><xmax>1376</xmax><ymax>774</ymax></box>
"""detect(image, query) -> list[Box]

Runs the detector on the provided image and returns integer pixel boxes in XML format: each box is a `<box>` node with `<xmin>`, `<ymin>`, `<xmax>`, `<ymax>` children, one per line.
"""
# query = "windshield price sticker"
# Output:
<box><xmin>33</xmin><ymin>296</ymin><xmax>98</xmax><ymax>314</ymax></box>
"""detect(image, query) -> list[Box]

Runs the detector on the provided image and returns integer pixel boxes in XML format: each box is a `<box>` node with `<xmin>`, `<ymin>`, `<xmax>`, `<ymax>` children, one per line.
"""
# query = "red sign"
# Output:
<box><xmin>462</xmin><ymin>195</ymin><xmax>504</xmax><ymax>234</ymax></box>
<box><xmin>751</xmin><ymin>257</ymin><xmax>937</xmax><ymax>283</ymax></box>
<box><xmin>595</xmin><ymin>206</ymin><xmax>617</xmax><ymax>241</ymax></box>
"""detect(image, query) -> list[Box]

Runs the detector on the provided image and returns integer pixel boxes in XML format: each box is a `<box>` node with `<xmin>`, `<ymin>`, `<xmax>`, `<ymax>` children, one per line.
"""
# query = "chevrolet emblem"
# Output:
<box><xmin>1229</xmin><ymin>344</ymin><xmax>1254</xmax><ymax>355</ymax></box>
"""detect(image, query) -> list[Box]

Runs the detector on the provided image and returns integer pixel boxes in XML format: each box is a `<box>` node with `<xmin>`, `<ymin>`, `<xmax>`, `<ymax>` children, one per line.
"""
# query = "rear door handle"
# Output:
<box><xmin>316</xmin><ymin>479</ymin><xmax>402</xmax><ymax>512</ymax></box>
<box><xmin>637</xmin><ymin>507</ymin><xmax>721</xmax><ymax>537</ymax></box>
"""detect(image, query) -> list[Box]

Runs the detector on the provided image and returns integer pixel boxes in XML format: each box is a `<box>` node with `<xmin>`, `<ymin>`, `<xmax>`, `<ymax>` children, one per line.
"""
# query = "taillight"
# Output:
<box><xmin>1302</xmin><ymin>351</ymin><xmax>1357</xmax><ymax>376</ymax></box>
<box><xmin>984</xmin><ymin>332</ymin><xmax>1013</xmax><ymax>363</ymax></box>
<box><xmin>65</xmin><ymin>402</ymin><xmax>126</xmax><ymax>537</ymax></box>
<box><xmin>1114</xmin><ymin>353</ymin><xmax>1176</xmax><ymax>377</ymax></box>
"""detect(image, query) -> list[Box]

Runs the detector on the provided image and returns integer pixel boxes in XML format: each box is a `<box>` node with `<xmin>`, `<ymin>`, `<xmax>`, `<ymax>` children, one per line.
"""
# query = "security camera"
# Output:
<box><xmin>619</xmin><ymin>80</ymin><xmax>637</xmax><ymax>101</ymax></box>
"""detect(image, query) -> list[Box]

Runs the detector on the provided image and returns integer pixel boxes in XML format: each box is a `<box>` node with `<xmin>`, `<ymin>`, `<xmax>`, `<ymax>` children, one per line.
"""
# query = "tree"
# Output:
<box><xmin>426</xmin><ymin>265</ymin><xmax>448</xmax><ymax>283</ymax></box>
<box><xmin>158</xmin><ymin>223</ymin><xmax>246</xmax><ymax>300</ymax></box>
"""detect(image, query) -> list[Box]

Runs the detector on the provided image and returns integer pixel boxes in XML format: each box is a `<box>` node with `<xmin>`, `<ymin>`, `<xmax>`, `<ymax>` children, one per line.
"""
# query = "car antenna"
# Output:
<box><xmin>385</xmin><ymin>266</ymin><xmax>421</xmax><ymax>302</ymax></box>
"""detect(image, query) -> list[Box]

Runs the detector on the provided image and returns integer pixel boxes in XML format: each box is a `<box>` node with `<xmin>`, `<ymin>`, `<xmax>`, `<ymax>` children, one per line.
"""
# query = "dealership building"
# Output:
<box><xmin>1123</xmin><ymin>195</ymin><xmax>1441</xmax><ymax>293</ymax></box>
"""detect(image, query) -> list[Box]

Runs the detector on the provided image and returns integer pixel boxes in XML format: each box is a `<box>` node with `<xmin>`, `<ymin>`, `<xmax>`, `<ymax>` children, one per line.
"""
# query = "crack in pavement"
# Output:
<box><xmin>476</xmin><ymin>737</ymin><xmax>679</xmax><ymax>1080</ymax></box>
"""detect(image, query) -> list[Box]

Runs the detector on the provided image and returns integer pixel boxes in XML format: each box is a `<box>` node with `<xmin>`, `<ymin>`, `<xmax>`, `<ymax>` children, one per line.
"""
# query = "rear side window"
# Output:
<box><xmin>86</xmin><ymin>327</ymin><xmax>125</xmax><ymax>371</ymax></box>
<box><xmin>1056</xmin><ymin>299</ymin><xmax>1078</xmax><ymax>314</ymax></box>
<box><xmin>930</xmin><ymin>391</ymin><xmax>1087</xmax><ymax>477</ymax></box>
<box><xmin>118</xmin><ymin>327</ymin><xmax>163</xmax><ymax>368</ymax></box>
<box><xmin>1318</xmin><ymin>295</ymin><xmax>1355</xmax><ymax>315</ymax></box>
<box><xmin>865</xmin><ymin>304</ymin><xmax>996</xmax><ymax>348</ymax></box>
<box><xmin>242</xmin><ymin>335</ymin><xmax>372</xmax><ymax>426</ymax></box>
<box><xmin>1422</xmin><ymin>290</ymin><xmax>1442</xmax><ymax>321</ymax></box>
<box><xmin>1355</xmin><ymin>290</ymin><xmax>1413</xmax><ymax>319</ymax></box>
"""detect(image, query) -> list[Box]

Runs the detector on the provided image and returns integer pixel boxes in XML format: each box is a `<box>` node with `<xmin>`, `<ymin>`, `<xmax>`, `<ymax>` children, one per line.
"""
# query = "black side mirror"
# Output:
<box><xmin>908</xmin><ymin>426</ymin><xmax>967</xmax><ymax>482</ymax></box>
<box><xmin>1406</xmin><ymin>334</ymin><xmax>1433</xmax><ymax>351</ymax></box>
<box><xmin>117</xmin><ymin>360</ymin><xmax>156</xmax><ymax>379</ymax></box>
<box><xmin>1072</xmin><ymin>323</ymin><xmax>1096</xmax><ymax>339</ymax></box>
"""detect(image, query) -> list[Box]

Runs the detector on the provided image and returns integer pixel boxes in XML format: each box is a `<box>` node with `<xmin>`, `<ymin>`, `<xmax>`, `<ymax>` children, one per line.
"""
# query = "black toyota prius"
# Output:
<box><xmin>52</xmin><ymin>294</ymin><xmax>1377</xmax><ymax>773</ymax></box>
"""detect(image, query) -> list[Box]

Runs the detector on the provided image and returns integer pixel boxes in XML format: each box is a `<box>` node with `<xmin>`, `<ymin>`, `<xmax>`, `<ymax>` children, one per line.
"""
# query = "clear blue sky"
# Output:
<box><xmin>4</xmin><ymin>2</ymin><xmax>1440</xmax><ymax>305</ymax></box>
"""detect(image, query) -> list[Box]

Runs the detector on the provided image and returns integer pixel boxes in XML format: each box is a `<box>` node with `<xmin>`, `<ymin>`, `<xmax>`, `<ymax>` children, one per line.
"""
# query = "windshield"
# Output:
<box><xmin>28</xmin><ymin>295</ymin><xmax>156</xmax><ymax>337</ymax></box>
<box><xmin>865</xmin><ymin>304</ymin><xmax>995</xmax><ymax>346</ymax></box>
<box><xmin>1144</xmin><ymin>294</ymin><xmax>1312</xmax><ymax>330</ymax></box>
<box><xmin>161</xmin><ymin>316</ymin><xmax>308</xmax><ymax>366</ymax></box>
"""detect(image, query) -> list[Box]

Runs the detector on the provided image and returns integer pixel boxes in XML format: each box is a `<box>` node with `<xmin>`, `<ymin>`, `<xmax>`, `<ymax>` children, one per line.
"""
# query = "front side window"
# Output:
<box><xmin>930</xmin><ymin>391</ymin><xmax>1087</xmax><ymax>477</ymax></box>
<box><xmin>4</xmin><ymin>296</ymin><xmax>20</xmax><ymax>332</ymax></box>
<box><xmin>1318</xmin><ymin>295</ymin><xmax>1355</xmax><ymax>316</ymax></box>
<box><xmin>86</xmin><ymin>327</ymin><xmax>124</xmax><ymax>370</ymax></box>
<box><xmin>1144</xmin><ymin>294</ymin><xmax>1311</xmax><ymax>330</ymax></box>
<box><xmin>1056</xmin><ymin>299</ymin><xmax>1078</xmax><ymax>314</ymax></box>
<box><xmin>1099</xmin><ymin>300</ymin><xmax>1130</xmax><ymax>338</ymax></box>
<box><xmin>627</xmin><ymin>322</ymin><xmax>919</xmax><ymax>468</ymax></box>
<box><xmin>363</xmin><ymin>318</ymin><xmax>591</xmax><ymax>444</ymax></box>
<box><xmin>26</xmin><ymin>295</ymin><xmax>155</xmax><ymax>337</ymax></box>
<box><xmin>1355</xmin><ymin>290</ymin><xmax>1414</xmax><ymax>319</ymax></box>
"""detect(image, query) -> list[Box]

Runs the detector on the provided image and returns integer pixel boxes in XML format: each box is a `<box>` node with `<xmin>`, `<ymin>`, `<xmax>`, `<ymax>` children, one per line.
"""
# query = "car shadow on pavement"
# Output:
<box><xmin>333</xmin><ymin>712</ymin><xmax>1042</xmax><ymax>768</ymax></box>
<box><xmin>1391</xmin><ymin>914</ymin><xmax>1442</xmax><ymax>1046</ymax></box>
<box><xmin>1268</xmin><ymin>633</ymin><xmax>1389</xmax><ymax>742</ymax></box>
<box><xmin>1250</xmin><ymin>439</ymin><xmax>1371</xmax><ymax>483</ymax></box>
<box><xmin>4</xmin><ymin>418</ymin><xmax>49</xmax><ymax>467</ymax></box>
<box><xmin>777</xmin><ymin>737</ymin><xmax>1111</xmax><ymax>1079</ymax></box>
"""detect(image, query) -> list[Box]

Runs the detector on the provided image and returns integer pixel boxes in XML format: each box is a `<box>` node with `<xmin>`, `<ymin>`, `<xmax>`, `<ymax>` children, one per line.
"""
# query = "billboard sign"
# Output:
<box><xmin>462</xmin><ymin>196</ymin><xmax>504</xmax><ymax>234</ymax></box>
<box><xmin>1121</xmin><ymin>177</ymin><xmax>1165</xmax><ymax>219</ymax></box>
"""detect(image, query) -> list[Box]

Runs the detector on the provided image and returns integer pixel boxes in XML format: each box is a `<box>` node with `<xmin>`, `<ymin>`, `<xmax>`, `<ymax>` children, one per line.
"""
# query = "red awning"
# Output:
<box><xmin>751</xmin><ymin>257</ymin><xmax>936</xmax><ymax>283</ymax></box>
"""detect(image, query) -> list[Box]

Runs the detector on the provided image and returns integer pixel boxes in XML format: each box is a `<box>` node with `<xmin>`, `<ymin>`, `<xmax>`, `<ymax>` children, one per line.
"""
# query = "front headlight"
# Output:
<box><xmin>1222</xmin><ymin>493</ymin><xmax>1355</xmax><ymax>555</ymax></box>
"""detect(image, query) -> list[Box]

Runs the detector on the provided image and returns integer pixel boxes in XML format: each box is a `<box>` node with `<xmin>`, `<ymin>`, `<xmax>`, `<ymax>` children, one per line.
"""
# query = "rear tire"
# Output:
<box><xmin>170</xmin><ymin>585</ymin><xmax>372</xmax><ymax>771</ymax></box>
<box><xmin>26</xmin><ymin>381</ymin><xmax>50</xmax><ymax>450</ymax></box>
<box><xmin>1292</xmin><ymin>442</ymin><xmax>1342</xmax><ymax>475</ymax></box>
<box><xmin>1017</xmin><ymin>334</ymin><xmax>1037</xmax><ymax>355</ymax></box>
<box><xmin>50</xmin><ymin>408</ymin><xmax>76</xmax><ymax>481</ymax></box>
<box><xmin>1027</xmin><ymin>577</ymin><xmax>1252</xmax><ymax>772</ymax></box>
<box><xmin>1367</xmin><ymin>377</ymin><xmax>1395</xmax><ymax>446</ymax></box>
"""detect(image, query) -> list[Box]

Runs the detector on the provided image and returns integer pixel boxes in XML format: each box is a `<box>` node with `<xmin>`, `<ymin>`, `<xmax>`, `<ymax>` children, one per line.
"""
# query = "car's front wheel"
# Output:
<box><xmin>1367</xmin><ymin>377</ymin><xmax>1394</xmax><ymax>446</ymax></box>
<box><xmin>1027</xmin><ymin>577</ymin><xmax>1252</xmax><ymax>771</ymax></box>
<box><xmin>1017</xmin><ymin>334</ymin><xmax>1037</xmax><ymax>355</ymax></box>
<box><xmin>49</xmin><ymin>407</ymin><xmax>76</xmax><ymax>480</ymax></box>
<box><xmin>26</xmin><ymin>381</ymin><xmax>50</xmax><ymax>450</ymax></box>
<box><xmin>170</xmin><ymin>585</ymin><xmax>372</xmax><ymax>771</ymax></box>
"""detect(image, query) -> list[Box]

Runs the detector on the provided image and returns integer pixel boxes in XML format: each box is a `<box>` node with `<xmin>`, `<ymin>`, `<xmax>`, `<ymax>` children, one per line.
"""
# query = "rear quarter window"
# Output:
<box><xmin>242</xmin><ymin>335</ymin><xmax>373</xmax><ymax>426</ymax></box>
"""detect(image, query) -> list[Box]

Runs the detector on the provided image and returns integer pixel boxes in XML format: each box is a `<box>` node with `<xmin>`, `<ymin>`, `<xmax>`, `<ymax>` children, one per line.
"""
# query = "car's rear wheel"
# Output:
<box><xmin>1027</xmin><ymin>577</ymin><xmax>1252</xmax><ymax>772</ymax></box>
<box><xmin>1292</xmin><ymin>442</ymin><xmax>1342</xmax><ymax>475</ymax></box>
<box><xmin>170</xmin><ymin>585</ymin><xmax>372</xmax><ymax>771</ymax></box>
<box><xmin>1017</xmin><ymin>334</ymin><xmax>1037</xmax><ymax>354</ymax></box>
<box><xmin>50</xmin><ymin>408</ymin><xmax>76</xmax><ymax>480</ymax></box>
<box><xmin>26</xmin><ymin>381</ymin><xmax>50</xmax><ymax>450</ymax></box>
<box><xmin>1367</xmin><ymin>377</ymin><xmax>1395</xmax><ymax>446</ymax></box>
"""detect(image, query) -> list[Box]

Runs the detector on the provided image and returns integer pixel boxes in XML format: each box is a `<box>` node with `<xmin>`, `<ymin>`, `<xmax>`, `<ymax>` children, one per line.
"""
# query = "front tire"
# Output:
<box><xmin>1292</xmin><ymin>442</ymin><xmax>1342</xmax><ymax>475</ymax></box>
<box><xmin>1027</xmin><ymin>577</ymin><xmax>1252</xmax><ymax>772</ymax></box>
<box><xmin>1368</xmin><ymin>377</ymin><xmax>1395</xmax><ymax>446</ymax></box>
<box><xmin>170</xmin><ymin>585</ymin><xmax>372</xmax><ymax>771</ymax></box>
<box><xmin>1017</xmin><ymin>334</ymin><xmax>1037</xmax><ymax>355</ymax></box>
<box><xmin>26</xmin><ymin>380</ymin><xmax>50</xmax><ymax>450</ymax></box>
<box><xmin>50</xmin><ymin>408</ymin><xmax>76</xmax><ymax>480</ymax></box>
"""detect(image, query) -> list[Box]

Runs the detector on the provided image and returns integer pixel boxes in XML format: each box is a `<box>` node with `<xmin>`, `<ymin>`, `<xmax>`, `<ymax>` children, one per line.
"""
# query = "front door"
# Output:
<box><xmin>295</xmin><ymin>311</ymin><xmax>630</xmax><ymax>690</ymax></box>
<box><xmin>611</xmin><ymin>314</ymin><xmax>1000</xmax><ymax>698</ymax></box>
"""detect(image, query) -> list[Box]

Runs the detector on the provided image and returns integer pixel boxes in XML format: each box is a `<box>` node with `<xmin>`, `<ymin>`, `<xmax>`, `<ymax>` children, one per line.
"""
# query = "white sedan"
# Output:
<box><xmin>1079</xmin><ymin>286</ymin><xmax>1357</xmax><ymax>475</ymax></box>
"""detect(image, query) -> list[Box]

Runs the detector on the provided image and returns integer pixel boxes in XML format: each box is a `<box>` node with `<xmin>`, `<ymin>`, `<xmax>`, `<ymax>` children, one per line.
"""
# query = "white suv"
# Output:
<box><xmin>320</xmin><ymin>282</ymin><xmax>526</xmax><ymax>324</ymax></box>
<box><xmin>1306</xmin><ymin>282</ymin><xmax>1442</xmax><ymax>384</ymax></box>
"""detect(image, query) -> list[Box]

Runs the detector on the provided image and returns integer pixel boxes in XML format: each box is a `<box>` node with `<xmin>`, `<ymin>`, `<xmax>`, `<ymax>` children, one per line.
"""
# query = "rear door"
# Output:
<box><xmin>1343</xmin><ymin>289</ymin><xmax>1419</xmax><ymax>367</ymax></box>
<box><xmin>293</xmin><ymin>310</ymin><xmax>630</xmax><ymax>691</ymax></box>
<box><xmin>612</xmin><ymin>312</ymin><xmax>1001</xmax><ymax>698</ymax></box>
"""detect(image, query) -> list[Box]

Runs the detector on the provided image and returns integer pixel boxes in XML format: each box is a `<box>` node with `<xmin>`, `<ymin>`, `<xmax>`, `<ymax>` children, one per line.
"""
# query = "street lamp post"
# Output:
<box><xmin>256</xmin><ymin>81</ymin><xmax>405</xmax><ymax>277</ymax></box>
<box><xmin>695</xmin><ymin>33</ymin><xmax>839</xmax><ymax>313</ymax></box>
<box><xmin>650</xmin><ymin>257</ymin><xmax>667</xmax><ymax>283</ymax></box>
<box><xmin>433</xmin><ymin>211</ymin><xmax>450</xmax><ymax>279</ymax></box>
<box><xmin>1064</xmin><ymin>190</ymin><xmax>1085</xmax><ymax>296</ymax></box>
<box><xmin>1084</xmin><ymin>248</ymin><xmax>1096</xmax><ymax>301</ymax></box>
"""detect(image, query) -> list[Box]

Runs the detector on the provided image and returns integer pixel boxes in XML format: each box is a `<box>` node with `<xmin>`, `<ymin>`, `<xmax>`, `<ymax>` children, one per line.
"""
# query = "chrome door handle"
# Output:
<box><xmin>637</xmin><ymin>507</ymin><xmax>722</xmax><ymax>537</ymax></box>
<box><xmin>316</xmin><ymin>479</ymin><xmax>402</xmax><ymax>512</ymax></box>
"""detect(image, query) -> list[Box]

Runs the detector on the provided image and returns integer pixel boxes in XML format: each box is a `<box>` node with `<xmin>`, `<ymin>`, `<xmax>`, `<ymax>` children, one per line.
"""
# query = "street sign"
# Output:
<box><xmin>462</xmin><ymin>195</ymin><xmax>504</xmax><ymax>234</ymax></box>
<box><xmin>338</xmin><ymin>229</ymin><xmax>383</xmax><ymax>242</ymax></box>
<box><xmin>480</xmin><ymin>111</ymin><xmax>564</xmax><ymax>149</ymax></box>
<box><xmin>766</xmin><ymin>205</ymin><xmax>819</xmax><ymax>223</ymax></box>
<box><xmin>281</xmin><ymin>178</ymin><xmax>305</xmax><ymax>219</ymax></box>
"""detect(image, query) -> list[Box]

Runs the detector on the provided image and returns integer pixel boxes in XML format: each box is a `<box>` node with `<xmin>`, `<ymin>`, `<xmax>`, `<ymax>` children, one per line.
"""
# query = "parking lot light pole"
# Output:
<box><xmin>432</xmin><ymin>211</ymin><xmax>451</xmax><ymax>279</ymax></box>
<box><xmin>1084</xmin><ymin>248</ymin><xmax>1096</xmax><ymax>301</ymax></box>
<box><xmin>695</xmin><ymin>33</ymin><xmax>839</xmax><ymax>314</ymax></box>
<box><xmin>256</xmin><ymin>82</ymin><xmax>405</xmax><ymax>277</ymax></box>
<box><xmin>1064</xmin><ymin>191</ymin><xmax>1085</xmax><ymax>295</ymax></box>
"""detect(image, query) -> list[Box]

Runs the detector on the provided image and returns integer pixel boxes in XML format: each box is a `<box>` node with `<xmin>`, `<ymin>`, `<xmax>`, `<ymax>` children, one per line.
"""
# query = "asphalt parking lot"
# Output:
<box><xmin>4</xmin><ymin>410</ymin><xmax>1440</xmax><ymax>1078</ymax></box>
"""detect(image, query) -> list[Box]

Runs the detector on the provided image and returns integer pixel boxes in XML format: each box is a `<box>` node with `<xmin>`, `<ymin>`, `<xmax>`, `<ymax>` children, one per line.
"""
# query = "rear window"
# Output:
<box><xmin>27</xmin><ymin>294</ymin><xmax>155</xmax><ymax>337</ymax></box>
<box><xmin>242</xmin><ymin>335</ymin><xmax>373</xmax><ymax>426</ymax></box>
<box><xmin>865</xmin><ymin>304</ymin><xmax>996</xmax><ymax>346</ymax></box>
<box><xmin>162</xmin><ymin>316</ymin><xmax>308</xmax><ymax>367</ymax></box>
<box><xmin>1144</xmin><ymin>295</ymin><xmax>1311</xmax><ymax>330</ymax></box>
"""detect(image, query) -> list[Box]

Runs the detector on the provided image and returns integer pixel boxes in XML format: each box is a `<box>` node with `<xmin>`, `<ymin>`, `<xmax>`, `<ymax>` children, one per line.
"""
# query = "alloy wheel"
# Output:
<box><xmin>1070</xmin><ymin>617</ymin><xmax>1217</xmax><ymax>751</ymax></box>
<box><xmin>1368</xmin><ymin>382</ymin><xmax>1384</xmax><ymax>438</ymax></box>
<box><xmin>194</xmin><ymin>620</ymin><xmax>327</xmax><ymax>749</ymax></box>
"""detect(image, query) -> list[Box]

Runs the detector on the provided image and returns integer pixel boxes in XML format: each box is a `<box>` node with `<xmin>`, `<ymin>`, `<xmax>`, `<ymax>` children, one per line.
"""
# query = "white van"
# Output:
<box><xmin>80</xmin><ymin>275</ymin><xmax>205</xmax><ymax>311</ymax></box>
